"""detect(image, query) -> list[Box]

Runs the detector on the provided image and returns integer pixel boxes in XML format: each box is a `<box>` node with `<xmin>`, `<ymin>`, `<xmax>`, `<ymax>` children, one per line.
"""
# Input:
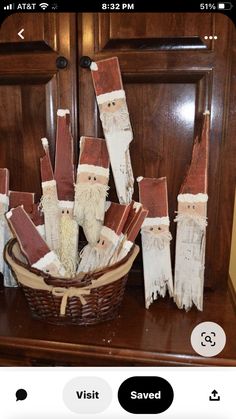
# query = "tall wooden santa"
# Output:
<box><xmin>174</xmin><ymin>111</ymin><xmax>210</xmax><ymax>311</ymax></box>
<box><xmin>90</xmin><ymin>57</ymin><xmax>134</xmax><ymax>204</ymax></box>
<box><xmin>74</xmin><ymin>136</ymin><xmax>110</xmax><ymax>245</ymax></box>
<box><xmin>54</xmin><ymin>109</ymin><xmax>79</xmax><ymax>276</ymax></box>
<box><xmin>40</xmin><ymin>137</ymin><xmax>60</xmax><ymax>250</ymax></box>
<box><xmin>0</xmin><ymin>168</ymin><xmax>14</xmax><ymax>286</ymax></box>
<box><xmin>138</xmin><ymin>176</ymin><xmax>173</xmax><ymax>309</ymax></box>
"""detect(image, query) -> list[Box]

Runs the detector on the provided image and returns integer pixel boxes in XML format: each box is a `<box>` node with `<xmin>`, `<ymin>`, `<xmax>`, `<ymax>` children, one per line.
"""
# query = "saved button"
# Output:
<box><xmin>118</xmin><ymin>376</ymin><xmax>174</xmax><ymax>414</ymax></box>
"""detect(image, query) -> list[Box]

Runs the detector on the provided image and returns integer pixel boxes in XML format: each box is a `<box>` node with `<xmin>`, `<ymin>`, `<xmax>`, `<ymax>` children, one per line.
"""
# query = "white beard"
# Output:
<box><xmin>74</xmin><ymin>182</ymin><xmax>109</xmax><ymax>245</ymax></box>
<box><xmin>141</xmin><ymin>229</ymin><xmax>173</xmax><ymax>309</ymax></box>
<box><xmin>40</xmin><ymin>187</ymin><xmax>60</xmax><ymax>251</ymax></box>
<box><xmin>58</xmin><ymin>213</ymin><xmax>79</xmax><ymax>277</ymax></box>
<box><xmin>99</xmin><ymin>105</ymin><xmax>134</xmax><ymax>204</ymax></box>
<box><xmin>100</xmin><ymin>104</ymin><xmax>131</xmax><ymax>136</ymax></box>
<box><xmin>77</xmin><ymin>242</ymin><xmax>117</xmax><ymax>274</ymax></box>
<box><xmin>174</xmin><ymin>212</ymin><xmax>207</xmax><ymax>311</ymax></box>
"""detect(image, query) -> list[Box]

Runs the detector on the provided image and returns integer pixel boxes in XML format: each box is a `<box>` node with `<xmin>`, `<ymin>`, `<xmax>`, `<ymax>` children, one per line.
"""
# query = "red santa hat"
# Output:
<box><xmin>6</xmin><ymin>206</ymin><xmax>51</xmax><ymax>266</ymax></box>
<box><xmin>0</xmin><ymin>168</ymin><xmax>9</xmax><ymax>205</ymax></box>
<box><xmin>137</xmin><ymin>176</ymin><xmax>170</xmax><ymax>226</ymax></box>
<box><xmin>40</xmin><ymin>138</ymin><xmax>55</xmax><ymax>186</ymax></box>
<box><xmin>101</xmin><ymin>202</ymin><xmax>130</xmax><ymax>244</ymax></box>
<box><xmin>78</xmin><ymin>137</ymin><xmax>109</xmax><ymax>178</ymax></box>
<box><xmin>54</xmin><ymin>109</ymin><xmax>75</xmax><ymax>207</ymax></box>
<box><xmin>9</xmin><ymin>191</ymin><xmax>35</xmax><ymax>214</ymax></box>
<box><xmin>125</xmin><ymin>205</ymin><xmax>149</xmax><ymax>242</ymax></box>
<box><xmin>178</xmin><ymin>111</ymin><xmax>210</xmax><ymax>203</ymax></box>
<box><xmin>91</xmin><ymin>57</ymin><xmax>126</xmax><ymax>105</ymax></box>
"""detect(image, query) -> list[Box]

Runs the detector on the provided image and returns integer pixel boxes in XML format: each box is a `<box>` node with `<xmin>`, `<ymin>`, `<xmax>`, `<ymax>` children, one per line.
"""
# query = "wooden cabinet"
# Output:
<box><xmin>0</xmin><ymin>13</ymin><xmax>77</xmax><ymax>199</ymax></box>
<box><xmin>0</xmin><ymin>12</ymin><xmax>235</xmax><ymax>366</ymax></box>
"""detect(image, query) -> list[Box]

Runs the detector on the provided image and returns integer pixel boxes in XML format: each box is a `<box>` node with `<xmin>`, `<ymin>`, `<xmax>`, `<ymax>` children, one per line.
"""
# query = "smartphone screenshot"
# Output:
<box><xmin>0</xmin><ymin>0</ymin><xmax>235</xmax><ymax>417</ymax></box>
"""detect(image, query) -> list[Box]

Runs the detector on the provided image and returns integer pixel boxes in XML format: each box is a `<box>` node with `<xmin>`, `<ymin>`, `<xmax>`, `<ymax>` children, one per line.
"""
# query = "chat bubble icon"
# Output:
<box><xmin>16</xmin><ymin>389</ymin><xmax>27</xmax><ymax>402</ymax></box>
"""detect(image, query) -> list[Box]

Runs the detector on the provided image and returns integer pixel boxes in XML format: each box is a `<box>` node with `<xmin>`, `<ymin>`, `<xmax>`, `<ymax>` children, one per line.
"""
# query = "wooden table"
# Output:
<box><xmin>0</xmin><ymin>274</ymin><xmax>235</xmax><ymax>366</ymax></box>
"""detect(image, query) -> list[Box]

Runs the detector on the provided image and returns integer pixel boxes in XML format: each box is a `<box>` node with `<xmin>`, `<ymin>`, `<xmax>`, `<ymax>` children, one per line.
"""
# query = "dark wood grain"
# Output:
<box><xmin>98</xmin><ymin>13</ymin><xmax>214</xmax><ymax>52</ymax></box>
<box><xmin>0</xmin><ymin>276</ymin><xmax>235</xmax><ymax>366</ymax></box>
<box><xmin>0</xmin><ymin>13</ymin><xmax>77</xmax><ymax>200</ymax></box>
<box><xmin>0</xmin><ymin>13</ymin><xmax>57</xmax><ymax>50</ymax></box>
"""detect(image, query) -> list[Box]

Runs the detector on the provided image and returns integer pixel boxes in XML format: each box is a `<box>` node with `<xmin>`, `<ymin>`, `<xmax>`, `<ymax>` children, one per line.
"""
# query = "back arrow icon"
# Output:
<box><xmin>18</xmin><ymin>29</ymin><xmax>24</xmax><ymax>40</ymax></box>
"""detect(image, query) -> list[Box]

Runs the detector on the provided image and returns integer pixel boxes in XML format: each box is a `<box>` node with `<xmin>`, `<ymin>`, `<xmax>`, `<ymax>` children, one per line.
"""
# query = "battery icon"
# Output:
<box><xmin>217</xmin><ymin>2</ymin><xmax>233</xmax><ymax>9</ymax></box>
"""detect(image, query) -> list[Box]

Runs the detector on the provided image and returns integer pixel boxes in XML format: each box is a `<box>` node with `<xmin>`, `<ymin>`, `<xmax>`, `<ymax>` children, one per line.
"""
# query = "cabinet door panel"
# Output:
<box><xmin>0</xmin><ymin>13</ymin><xmax>77</xmax><ymax>200</ymax></box>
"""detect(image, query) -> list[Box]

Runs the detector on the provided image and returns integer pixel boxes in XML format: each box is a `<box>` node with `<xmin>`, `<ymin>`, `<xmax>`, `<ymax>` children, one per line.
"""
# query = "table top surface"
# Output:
<box><xmin>0</xmin><ymin>275</ymin><xmax>235</xmax><ymax>366</ymax></box>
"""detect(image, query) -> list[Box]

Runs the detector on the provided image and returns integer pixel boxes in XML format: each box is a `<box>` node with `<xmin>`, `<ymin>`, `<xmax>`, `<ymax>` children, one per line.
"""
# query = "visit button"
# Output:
<box><xmin>118</xmin><ymin>376</ymin><xmax>174</xmax><ymax>414</ymax></box>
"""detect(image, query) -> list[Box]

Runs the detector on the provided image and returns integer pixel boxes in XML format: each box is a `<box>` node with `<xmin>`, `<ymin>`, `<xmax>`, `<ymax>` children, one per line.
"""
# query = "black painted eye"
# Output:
<box><xmin>108</xmin><ymin>103</ymin><xmax>111</xmax><ymax>107</ymax></box>
<box><xmin>94</xmin><ymin>177</ymin><xmax>96</xmax><ymax>181</ymax></box>
<box><xmin>158</xmin><ymin>227</ymin><xmax>161</xmax><ymax>230</ymax></box>
<box><xmin>150</xmin><ymin>227</ymin><xmax>153</xmax><ymax>231</ymax></box>
<box><xmin>67</xmin><ymin>210</ymin><xmax>69</xmax><ymax>214</ymax></box>
<box><xmin>45</xmin><ymin>269</ymin><xmax>49</xmax><ymax>273</ymax></box>
<box><xmin>192</xmin><ymin>205</ymin><xmax>195</xmax><ymax>209</ymax></box>
<box><xmin>88</xmin><ymin>176</ymin><xmax>91</xmax><ymax>180</ymax></box>
<box><xmin>97</xmin><ymin>239</ymin><xmax>100</xmax><ymax>244</ymax></box>
<box><xmin>112</xmin><ymin>101</ymin><xmax>115</xmax><ymax>106</ymax></box>
<box><xmin>62</xmin><ymin>210</ymin><xmax>64</xmax><ymax>214</ymax></box>
<box><xmin>188</xmin><ymin>205</ymin><xmax>191</xmax><ymax>209</ymax></box>
<box><xmin>102</xmin><ymin>240</ymin><xmax>105</xmax><ymax>245</ymax></box>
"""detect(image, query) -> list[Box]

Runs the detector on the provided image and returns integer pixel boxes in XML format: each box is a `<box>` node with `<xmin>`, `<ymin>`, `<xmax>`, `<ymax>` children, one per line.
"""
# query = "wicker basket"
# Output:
<box><xmin>5</xmin><ymin>239</ymin><xmax>139</xmax><ymax>325</ymax></box>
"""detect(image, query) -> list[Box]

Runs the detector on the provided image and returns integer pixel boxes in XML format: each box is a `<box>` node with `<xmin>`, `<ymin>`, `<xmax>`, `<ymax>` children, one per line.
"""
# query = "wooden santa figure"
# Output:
<box><xmin>78</xmin><ymin>202</ymin><xmax>130</xmax><ymax>273</ymax></box>
<box><xmin>0</xmin><ymin>168</ymin><xmax>15</xmax><ymax>286</ymax></box>
<box><xmin>174</xmin><ymin>111</ymin><xmax>210</xmax><ymax>311</ymax></box>
<box><xmin>40</xmin><ymin>137</ymin><xmax>60</xmax><ymax>250</ymax></box>
<box><xmin>90</xmin><ymin>57</ymin><xmax>134</xmax><ymax>204</ymax></box>
<box><xmin>6</xmin><ymin>206</ymin><xmax>66</xmax><ymax>276</ymax></box>
<box><xmin>74</xmin><ymin>136</ymin><xmax>110</xmax><ymax>245</ymax></box>
<box><xmin>9</xmin><ymin>191</ymin><xmax>45</xmax><ymax>238</ymax></box>
<box><xmin>114</xmin><ymin>201</ymin><xmax>148</xmax><ymax>263</ymax></box>
<box><xmin>138</xmin><ymin>176</ymin><xmax>173</xmax><ymax>309</ymax></box>
<box><xmin>54</xmin><ymin>109</ymin><xmax>78</xmax><ymax>276</ymax></box>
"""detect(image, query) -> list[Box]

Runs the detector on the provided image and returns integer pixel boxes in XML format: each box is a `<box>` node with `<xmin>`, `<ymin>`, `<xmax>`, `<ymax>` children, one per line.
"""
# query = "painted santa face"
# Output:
<box><xmin>99</xmin><ymin>98</ymin><xmax>125</xmax><ymax>114</ymax></box>
<box><xmin>60</xmin><ymin>207</ymin><xmax>73</xmax><ymax>217</ymax></box>
<box><xmin>77</xmin><ymin>172</ymin><xmax>108</xmax><ymax>186</ymax></box>
<box><xmin>44</xmin><ymin>262</ymin><xmax>62</xmax><ymax>276</ymax></box>
<box><xmin>142</xmin><ymin>224</ymin><xmax>169</xmax><ymax>235</ymax></box>
<box><xmin>96</xmin><ymin>233</ymin><xmax>113</xmax><ymax>251</ymax></box>
<box><xmin>178</xmin><ymin>201</ymin><xmax>206</xmax><ymax>217</ymax></box>
<box><xmin>99</xmin><ymin>98</ymin><xmax>130</xmax><ymax>133</ymax></box>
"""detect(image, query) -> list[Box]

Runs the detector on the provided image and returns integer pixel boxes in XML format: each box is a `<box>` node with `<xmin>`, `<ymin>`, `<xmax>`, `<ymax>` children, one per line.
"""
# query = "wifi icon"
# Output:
<box><xmin>39</xmin><ymin>3</ymin><xmax>49</xmax><ymax>9</ymax></box>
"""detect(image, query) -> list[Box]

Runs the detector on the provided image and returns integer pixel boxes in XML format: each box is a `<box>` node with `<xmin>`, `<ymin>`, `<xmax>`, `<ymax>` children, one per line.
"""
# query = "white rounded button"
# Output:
<box><xmin>63</xmin><ymin>377</ymin><xmax>112</xmax><ymax>414</ymax></box>
<box><xmin>191</xmin><ymin>322</ymin><xmax>226</xmax><ymax>357</ymax></box>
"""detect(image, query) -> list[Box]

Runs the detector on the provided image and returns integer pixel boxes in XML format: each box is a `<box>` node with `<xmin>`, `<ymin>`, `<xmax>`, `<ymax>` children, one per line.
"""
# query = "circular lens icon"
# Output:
<box><xmin>16</xmin><ymin>389</ymin><xmax>28</xmax><ymax>402</ymax></box>
<box><xmin>191</xmin><ymin>322</ymin><xmax>226</xmax><ymax>357</ymax></box>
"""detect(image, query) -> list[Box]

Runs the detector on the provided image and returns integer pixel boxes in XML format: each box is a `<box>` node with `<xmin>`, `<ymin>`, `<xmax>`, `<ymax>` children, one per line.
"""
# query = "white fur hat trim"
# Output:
<box><xmin>58</xmin><ymin>200</ymin><xmax>74</xmax><ymax>209</ymax></box>
<box><xmin>142</xmin><ymin>216</ymin><xmax>170</xmax><ymax>227</ymax></box>
<box><xmin>178</xmin><ymin>193</ymin><xmax>208</xmax><ymax>203</ymax></box>
<box><xmin>96</xmin><ymin>89</ymin><xmax>125</xmax><ymax>105</ymax></box>
<box><xmin>77</xmin><ymin>164</ymin><xmax>109</xmax><ymax>178</ymax></box>
<box><xmin>42</xmin><ymin>180</ymin><xmax>56</xmax><ymax>188</ymax></box>
<box><xmin>57</xmin><ymin>109</ymin><xmax>70</xmax><ymax>117</ymax></box>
